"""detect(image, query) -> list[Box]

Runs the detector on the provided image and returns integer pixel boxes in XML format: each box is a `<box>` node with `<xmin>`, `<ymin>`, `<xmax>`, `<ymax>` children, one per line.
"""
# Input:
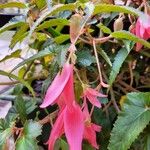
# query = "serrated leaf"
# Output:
<box><xmin>16</xmin><ymin>121</ymin><xmax>42</xmax><ymax>150</ymax></box>
<box><xmin>108</xmin><ymin>92</ymin><xmax>150</xmax><ymax>150</ymax></box>
<box><xmin>97</xmin><ymin>46</ymin><xmax>112</xmax><ymax>66</ymax></box>
<box><xmin>24</xmin><ymin>121</ymin><xmax>42</xmax><ymax>138</ymax></box>
<box><xmin>0</xmin><ymin>2</ymin><xmax>26</xmax><ymax>9</ymax></box>
<box><xmin>94</xmin><ymin>4</ymin><xmax>143</xmax><ymax>16</ymax></box>
<box><xmin>0</xmin><ymin>128</ymin><xmax>12</xmax><ymax>147</ymax></box>
<box><xmin>111</xmin><ymin>31</ymin><xmax>150</xmax><ymax>49</ymax></box>
<box><xmin>14</xmin><ymin>95</ymin><xmax>27</xmax><ymax>124</ymax></box>
<box><xmin>16</xmin><ymin>136</ymin><xmax>39</xmax><ymax>150</ymax></box>
<box><xmin>36</xmin><ymin>18</ymin><xmax>69</xmax><ymax>31</ymax></box>
<box><xmin>0</xmin><ymin>50</ymin><xmax>21</xmax><ymax>63</ymax></box>
<box><xmin>0</xmin><ymin>70</ymin><xmax>34</xmax><ymax>96</ymax></box>
<box><xmin>25</xmin><ymin>100</ymin><xmax>37</xmax><ymax>115</ymax></box>
<box><xmin>0</xmin><ymin>115</ymin><xmax>16</xmax><ymax>148</ymax></box>
<box><xmin>10</xmin><ymin>23</ymin><xmax>29</xmax><ymax>49</ymax></box>
<box><xmin>109</xmin><ymin>48</ymin><xmax>131</xmax><ymax>86</ymax></box>
<box><xmin>0</xmin><ymin>22</ymin><xmax>26</xmax><ymax>35</ymax></box>
<box><xmin>76</xmin><ymin>49</ymin><xmax>96</xmax><ymax>67</ymax></box>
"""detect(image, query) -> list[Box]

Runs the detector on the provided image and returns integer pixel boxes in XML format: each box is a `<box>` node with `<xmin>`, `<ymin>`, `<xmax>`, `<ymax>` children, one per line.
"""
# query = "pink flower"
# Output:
<box><xmin>40</xmin><ymin>63</ymin><xmax>75</xmax><ymax>108</ymax></box>
<box><xmin>83</xmin><ymin>104</ymin><xmax>101</xmax><ymax>149</ymax></box>
<box><xmin>48</xmin><ymin>103</ymin><xmax>84</xmax><ymax>150</ymax></box>
<box><xmin>40</xmin><ymin>63</ymin><xmax>84</xmax><ymax>150</ymax></box>
<box><xmin>83</xmin><ymin>87</ymin><xmax>107</xmax><ymax>108</ymax></box>
<box><xmin>133</xmin><ymin>15</ymin><xmax>150</xmax><ymax>51</ymax></box>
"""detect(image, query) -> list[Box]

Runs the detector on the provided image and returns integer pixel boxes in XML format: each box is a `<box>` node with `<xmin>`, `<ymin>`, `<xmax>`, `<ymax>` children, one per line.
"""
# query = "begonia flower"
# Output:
<box><xmin>82</xmin><ymin>87</ymin><xmax>107</xmax><ymax>108</ymax></box>
<box><xmin>40</xmin><ymin>63</ymin><xmax>74</xmax><ymax>108</ymax></box>
<box><xmin>48</xmin><ymin>103</ymin><xmax>84</xmax><ymax>150</ymax></box>
<box><xmin>132</xmin><ymin>15</ymin><xmax>150</xmax><ymax>51</ymax></box>
<box><xmin>83</xmin><ymin>104</ymin><xmax>101</xmax><ymax>149</ymax></box>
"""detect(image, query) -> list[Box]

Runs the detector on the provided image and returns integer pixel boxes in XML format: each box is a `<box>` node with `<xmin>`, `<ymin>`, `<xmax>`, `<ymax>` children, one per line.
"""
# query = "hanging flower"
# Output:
<box><xmin>40</xmin><ymin>63</ymin><xmax>74</xmax><ymax>108</ymax></box>
<box><xmin>82</xmin><ymin>86</ymin><xmax>107</xmax><ymax>108</ymax></box>
<box><xmin>48</xmin><ymin>103</ymin><xmax>84</xmax><ymax>150</ymax></box>
<box><xmin>132</xmin><ymin>15</ymin><xmax>150</xmax><ymax>51</ymax></box>
<box><xmin>83</xmin><ymin>104</ymin><xmax>101</xmax><ymax>149</ymax></box>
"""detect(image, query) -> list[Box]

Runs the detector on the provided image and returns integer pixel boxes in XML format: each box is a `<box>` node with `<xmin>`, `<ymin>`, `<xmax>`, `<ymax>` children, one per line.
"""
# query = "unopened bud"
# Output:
<box><xmin>113</xmin><ymin>18</ymin><xmax>124</xmax><ymax>31</ymax></box>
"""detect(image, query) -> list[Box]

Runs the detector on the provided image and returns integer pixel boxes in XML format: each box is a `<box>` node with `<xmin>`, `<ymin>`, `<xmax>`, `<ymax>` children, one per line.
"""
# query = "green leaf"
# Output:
<box><xmin>54</xmin><ymin>34</ymin><xmax>70</xmax><ymax>44</ymax></box>
<box><xmin>28</xmin><ymin>4</ymin><xmax>76</xmax><ymax>39</ymax></box>
<box><xmin>0</xmin><ymin>22</ymin><xmax>26</xmax><ymax>35</ymax></box>
<box><xmin>111</xmin><ymin>31</ymin><xmax>150</xmax><ymax>49</ymax></box>
<box><xmin>16</xmin><ymin>121</ymin><xmax>42</xmax><ymax>150</ymax></box>
<box><xmin>11</xmin><ymin>44</ymin><xmax>69</xmax><ymax>71</ymax></box>
<box><xmin>0</xmin><ymin>70</ymin><xmax>34</xmax><ymax>96</ymax></box>
<box><xmin>25</xmin><ymin>100</ymin><xmax>37</xmax><ymax>115</ymax></box>
<box><xmin>55</xmin><ymin>45</ymin><xmax>68</xmax><ymax>67</ymax></box>
<box><xmin>16</xmin><ymin>136</ymin><xmax>39</xmax><ymax>150</ymax></box>
<box><xmin>108</xmin><ymin>92</ymin><xmax>150</xmax><ymax>150</ymax></box>
<box><xmin>35</xmin><ymin>0</ymin><xmax>46</xmax><ymax>9</ymax></box>
<box><xmin>14</xmin><ymin>95</ymin><xmax>27</xmax><ymax>124</ymax></box>
<box><xmin>0</xmin><ymin>2</ymin><xmax>27</xmax><ymax>9</ymax></box>
<box><xmin>94</xmin><ymin>4</ymin><xmax>143</xmax><ymax>16</ymax></box>
<box><xmin>76</xmin><ymin>49</ymin><xmax>96</xmax><ymax>67</ymax></box>
<box><xmin>0</xmin><ymin>115</ymin><xmax>17</xmax><ymax>148</ymax></box>
<box><xmin>36</xmin><ymin>18</ymin><xmax>69</xmax><ymax>31</ymax></box>
<box><xmin>97</xmin><ymin>46</ymin><xmax>112</xmax><ymax>66</ymax></box>
<box><xmin>123</xmin><ymin>40</ymin><xmax>135</xmax><ymax>53</ymax></box>
<box><xmin>109</xmin><ymin>47</ymin><xmax>131</xmax><ymax>86</ymax></box>
<box><xmin>10</xmin><ymin>23</ymin><xmax>29</xmax><ymax>49</ymax></box>
<box><xmin>55</xmin><ymin>139</ymin><xmax>69</xmax><ymax>150</ymax></box>
<box><xmin>97</xmin><ymin>23</ymin><xmax>112</xmax><ymax>34</ymax></box>
<box><xmin>24</xmin><ymin>121</ymin><xmax>42</xmax><ymax>138</ymax></box>
<box><xmin>144</xmin><ymin>133</ymin><xmax>150</xmax><ymax>150</ymax></box>
<box><xmin>0</xmin><ymin>50</ymin><xmax>21</xmax><ymax>63</ymax></box>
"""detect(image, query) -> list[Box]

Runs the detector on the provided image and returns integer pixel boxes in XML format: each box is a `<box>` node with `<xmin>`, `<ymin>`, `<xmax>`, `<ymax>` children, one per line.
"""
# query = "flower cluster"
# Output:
<box><xmin>40</xmin><ymin>63</ymin><xmax>105</xmax><ymax>150</ymax></box>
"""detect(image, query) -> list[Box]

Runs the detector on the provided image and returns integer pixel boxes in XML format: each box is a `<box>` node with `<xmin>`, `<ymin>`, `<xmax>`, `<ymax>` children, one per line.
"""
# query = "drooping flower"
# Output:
<box><xmin>40</xmin><ymin>63</ymin><xmax>74</xmax><ymax>108</ymax></box>
<box><xmin>48</xmin><ymin>103</ymin><xmax>84</xmax><ymax>150</ymax></box>
<box><xmin>82</xmin><ymin>86</ymin><xmax>107</xmax><ymax>108</ymax></box>
<box><xmin>40</xmin><ymin>63</ymin><xmax>84</xmax><ymax>150</ymax></box>
<box><xmin>83</xmin><ymin>104</ymin><xmax>101</xmax><ymax>149</ymax></box>
<box><xmin>132</xmin><ymin>15</ymin><xmax>150</xmax><ymax>51</ymax></box>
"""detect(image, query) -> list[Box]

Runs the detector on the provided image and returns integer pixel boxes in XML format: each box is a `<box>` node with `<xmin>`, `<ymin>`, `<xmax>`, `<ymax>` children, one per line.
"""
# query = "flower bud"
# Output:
<box><xmin>113</xmin><ymin>18</ymin><xmax>124</xmax><ymax>31</ymax></box>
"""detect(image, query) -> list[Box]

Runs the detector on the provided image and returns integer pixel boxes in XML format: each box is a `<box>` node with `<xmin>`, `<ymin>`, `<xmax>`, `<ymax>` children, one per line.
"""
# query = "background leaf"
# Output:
<box><xmin>109</xmin><ymin>47</ymin><xmax>131</xmax><ymax>86</ymax></box>
<box><xmin>111</xmin><ymin>31</ymin><xmax>150</xmax><ymax>49</ymax></box>
<box><xmin>0</xmin><ymin>2</ymin><xmax>26</xmax><ymax>9</ymax></box>
<box><xmin>108</xmin><ymin>92</ymin><xmax>150</xmax><ymax>150</ymax></box>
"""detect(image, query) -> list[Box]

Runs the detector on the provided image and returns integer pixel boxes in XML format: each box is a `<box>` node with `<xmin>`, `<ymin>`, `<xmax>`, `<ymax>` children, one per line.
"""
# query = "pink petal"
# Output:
<box><xmin>48</xmin><ymin>110</ymin><xmax>64</xmax><ymax>150</ymax></box>
<box><xmin>63</xmin><ymin>65</ymin><xmax>75</xmax><ymax>107</ymax></box>
<box><xmin>40</xmin><ymin>63</ymin><xmax>72</xmax><ymax>108</ymax></box>
<box><xmin>136</xmin><ymin>42</ymin><xmax>143</xmax><ymax>51</ymax></box>
<box><xmin>87</xmin><ymin>88</ymin><xmax>107</xmax><ymax>97</ymax></box>
<box><xmin>136</xmin><ymin>19</ymin><xmax>142</xmax><ymax>38</ymax></box>
<box><xmin>83</xmin><ymin>103</ymin><xmax>90</xmax><ymax>120</ymax></box>
<box><xmin>64</xmin><ymin>103</ymin><xmax>84</xmax><ymax>150</ymax></box>
<box><xmin>84</xmin><ymin>124</ymin><xmax>100</xmax><ymax>149</ymax></box>
<box><xmin>86</xmin><ymin>93</ymin><xmax>101</xmax><ymax>108</ymax></box>
<box><xmin>91</xmin><ymin>123</ymin><xmax>102</xmax><ymax>132</ymax></box>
